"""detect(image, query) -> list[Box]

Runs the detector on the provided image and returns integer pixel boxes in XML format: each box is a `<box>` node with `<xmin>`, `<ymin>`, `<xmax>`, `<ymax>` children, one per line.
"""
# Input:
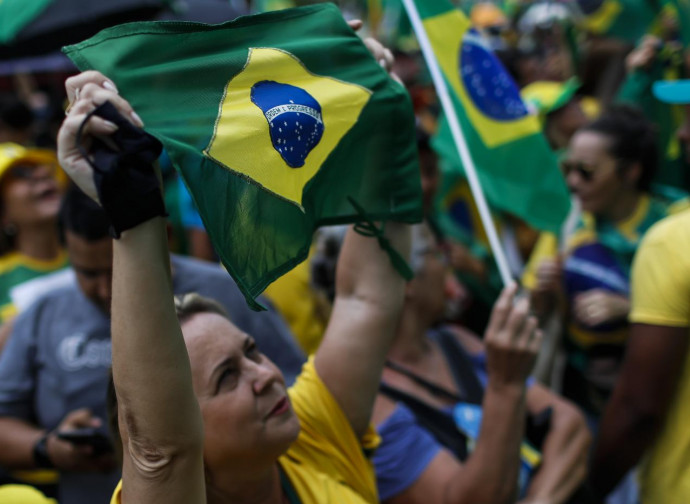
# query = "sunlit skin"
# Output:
<box><xmin>564</xmin><ymin>130</ymin><xmax>641</xmax><ymax>221</ymax></box>
<box><xmin>65</xmin><ymin>231</ymin><xmax>113</xmax><ymax>314</ymax></box>
<box><xmin>181</xmin><ymin>313</ymin><xmax>301</xmax><ymax>487</ymax></box>
<box><xmin>1</xmin><ymin>162</ymin><xmax>61</xmax><ymax>230</ymax></box>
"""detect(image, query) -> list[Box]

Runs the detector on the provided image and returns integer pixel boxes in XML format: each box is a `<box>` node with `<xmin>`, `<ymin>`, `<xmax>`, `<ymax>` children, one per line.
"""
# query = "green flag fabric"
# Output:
<box><xmin>64</xmin><ymin>4</ymin><xmax>422</xmax><ymax>309</ymax></box>
<box><xmin>0</xmin><ymin>0</ymin><xmax>53</xmax><ymax>44</ymax></box>
<box><xmin>407</xmin><ymin>0</ymin><xmax>570</xmax><ymax>233</ymax></box>
<box><xmin>576</xmin><ymin>0</ymin><xmax>661</xmax><ymax>43</ymax></box>
<box><xmin>667</xmin><ymin>0</ymin><xmax>690</xmax><ymax>45</ymax></box>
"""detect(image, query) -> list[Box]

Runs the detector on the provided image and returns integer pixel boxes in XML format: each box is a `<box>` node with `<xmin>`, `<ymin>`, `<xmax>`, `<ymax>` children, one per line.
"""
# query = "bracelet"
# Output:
<box><xmin>33</xmin><ymin>432</ymin><xmax>54</xmax><ymax>469</ymax></box>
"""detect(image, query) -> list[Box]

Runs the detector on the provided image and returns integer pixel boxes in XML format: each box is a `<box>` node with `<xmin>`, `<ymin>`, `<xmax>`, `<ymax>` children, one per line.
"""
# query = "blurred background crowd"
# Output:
<box><xmin>0</xmin><ymin>0</ymin><xmax>689</xmax><ymax>503</ymax></box>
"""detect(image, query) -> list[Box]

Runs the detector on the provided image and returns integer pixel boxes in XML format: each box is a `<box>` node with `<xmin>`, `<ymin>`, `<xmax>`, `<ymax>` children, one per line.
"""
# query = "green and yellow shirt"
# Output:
<box><xmin>0</xmin><ymin>250</ymin><xmax>69</xmax><ymax>323</ymax></box>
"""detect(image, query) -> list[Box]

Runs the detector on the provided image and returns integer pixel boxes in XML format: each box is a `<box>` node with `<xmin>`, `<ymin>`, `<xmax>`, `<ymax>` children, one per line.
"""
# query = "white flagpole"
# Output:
<box><xmin>401</xmin><ymin>0</ymin><xmax>513</xmax><ymax>287</ymax></box>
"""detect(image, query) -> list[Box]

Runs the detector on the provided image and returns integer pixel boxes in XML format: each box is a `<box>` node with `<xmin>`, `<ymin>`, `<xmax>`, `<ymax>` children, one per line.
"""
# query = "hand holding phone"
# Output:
<box><xmin>57</xmin><ymin>427</ymin><xmax>113</xmax><ymax>455</ymax></box>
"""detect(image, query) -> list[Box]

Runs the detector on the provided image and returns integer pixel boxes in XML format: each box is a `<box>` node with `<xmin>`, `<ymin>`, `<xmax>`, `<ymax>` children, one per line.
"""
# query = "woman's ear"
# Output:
<box><xmin>622</xmin><ymin>161</ymin><xmax>643</xmax><ymax>189</ymax></box>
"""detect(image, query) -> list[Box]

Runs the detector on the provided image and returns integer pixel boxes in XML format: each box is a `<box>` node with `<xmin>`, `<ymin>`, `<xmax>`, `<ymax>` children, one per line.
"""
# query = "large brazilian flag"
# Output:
<box><xmin>63</xmin><ymin>4</ymin><xmax>422</xmax><ymax>309</ymax></box>
<box><xmin>410</xmin><ymin>0</ymin><xmax>570</xmax><ymax>233</ymax></box>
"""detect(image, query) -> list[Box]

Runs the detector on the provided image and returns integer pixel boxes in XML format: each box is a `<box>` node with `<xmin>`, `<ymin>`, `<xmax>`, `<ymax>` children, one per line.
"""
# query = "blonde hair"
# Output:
<box><xmin>174</xmin><ymin>293</ymin><xmax>231</xmax><ymax>325</ymax></box>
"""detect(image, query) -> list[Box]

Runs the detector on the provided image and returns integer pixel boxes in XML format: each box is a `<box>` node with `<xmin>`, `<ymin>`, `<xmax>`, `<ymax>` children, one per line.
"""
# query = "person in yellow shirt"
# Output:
<box><xmin>0</xmin><ymin>143</ymin><xmax>67</xmax><ymax>323</ymax></box>
<box><xmin>0</xmin><ymin>484</ymin><xmax>56</xmax><ymax>504</ymax></box>
<box><xmin>590</xmin><ymin>79</ymin><xmax>690</xmax><ymax>503</ymax></box>
<box><xmin>524</xmin><ymin>105</ymin><xmax>690</xmax><ymax>419</ymax></box>
<box><xmin>59</xmin><ymin>66</ymin><xmax>539</xmax><ymax>504</ymax></box>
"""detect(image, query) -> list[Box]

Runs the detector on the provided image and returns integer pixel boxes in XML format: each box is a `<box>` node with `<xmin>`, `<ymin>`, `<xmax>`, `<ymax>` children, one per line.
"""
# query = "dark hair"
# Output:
<box><xmin>0</xmin><ymin>95</ymin><xmax>33</xmax><ymax>131</ymax></box>
<box><xmin>580</xmin><ymin>105</ymin><xmax>658</xmax><ymax>192</ymax></box>
<box><xmin>58</xmin><ymin>184</ymin><xmax>111</xmax><ymax>242</ymax></box>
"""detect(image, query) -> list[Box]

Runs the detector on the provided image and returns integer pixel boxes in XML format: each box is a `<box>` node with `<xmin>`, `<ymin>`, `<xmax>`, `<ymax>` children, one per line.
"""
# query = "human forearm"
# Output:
<box><xmin>524</xmin><ymin>390</ymin><xmax>590</xmax><ymax>504</ymax></box>
<box><xmin>458</xmin><ymin>382</ymin><xmax>526</xmax><ymax>503</ymax></box>
<box><xmin>590</xmin><ymin>324</ymin><xmax>688</xmax><ymax>497</ymax></box>
<box><xmin>316</xmin><ymin>222</ymin><xmax>410</xmax><ymax>437</ymax></box>
<box><xmin>589</xmin><ymin>394</ymin><xmax>660</xmax><ymax>496</ymax></box>
<box><xmin>112</xmin><ymin>217</ymin><xmax>203</xmax><ymax>449</ymax></box>
<box><xmin>0</xmin><ymin>417</ymin><xmax>44</xmax><ymax>468</ymax></box>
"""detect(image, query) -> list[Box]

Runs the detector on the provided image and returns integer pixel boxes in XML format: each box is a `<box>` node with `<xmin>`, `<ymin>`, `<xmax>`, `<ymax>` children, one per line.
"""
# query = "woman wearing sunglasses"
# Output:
<box><xmin>0</xmin><ymin>143</ymin><xmax>66</xmax><ymax>326</ymax></box>
<box><xmin>523</xmin><ymin>105</ymin><xmax>689</xmax><ymax>503</ymax></box>
<box><xmin>525</xmin><ymin>105</ymin><xmax>689</xmax><ymax>422</ymax></box>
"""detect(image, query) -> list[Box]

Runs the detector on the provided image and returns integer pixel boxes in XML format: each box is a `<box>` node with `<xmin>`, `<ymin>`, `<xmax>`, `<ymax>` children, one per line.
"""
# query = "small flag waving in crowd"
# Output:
<box><xmin>576</xmin><ymin>0</ymin><xmax>660</xmax><ymax>44</ymax></box>
<box><xmin>64</xmin><ymin>4</ymin><xmax>422</xmax><ymax>309</ymax></box>
<box><xmin>406</xmin><ymin>0</ymin><xmax>570</xmax><ymax>235</ymax></box>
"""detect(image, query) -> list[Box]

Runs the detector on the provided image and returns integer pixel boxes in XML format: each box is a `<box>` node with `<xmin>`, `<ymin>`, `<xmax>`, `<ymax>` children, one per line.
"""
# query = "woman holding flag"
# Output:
<box><xmin>56</xmin><ymin>37</ymin><xmax>542</xmax><ymax>504</ymax></box>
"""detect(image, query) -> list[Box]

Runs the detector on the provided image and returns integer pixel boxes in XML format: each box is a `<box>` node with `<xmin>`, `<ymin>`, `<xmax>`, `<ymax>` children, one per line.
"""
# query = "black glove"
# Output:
<box><xmin>78</xmin><ymin>100</ymin><xmax>166</xmax><ymax>238</ymax></box>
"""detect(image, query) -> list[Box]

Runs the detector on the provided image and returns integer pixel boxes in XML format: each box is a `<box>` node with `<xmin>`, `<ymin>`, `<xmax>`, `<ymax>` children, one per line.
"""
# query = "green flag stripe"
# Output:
<box><xmin>0</xmin><ymin>0</ymin><xmax>53</xmax><ymax>44</ymax></box>
<box><xmin>64</xmin><ymin>4</ymin><xmax>422</xmax><ymax>308</ymax></box>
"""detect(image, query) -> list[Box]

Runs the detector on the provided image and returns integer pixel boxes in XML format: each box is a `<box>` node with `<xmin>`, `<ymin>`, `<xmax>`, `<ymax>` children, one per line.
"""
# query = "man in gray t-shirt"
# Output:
<box><xmin>0</xmin><ymin>187</ymin><xmax>305</xmax><ymax>504</ymax></box>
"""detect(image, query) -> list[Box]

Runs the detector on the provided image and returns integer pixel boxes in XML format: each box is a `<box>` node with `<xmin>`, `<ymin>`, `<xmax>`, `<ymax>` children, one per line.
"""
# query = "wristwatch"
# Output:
<box><xmin>33</xmin><ymin>432</ymin><xmax>54</xmax><ymax>469</ymax></box>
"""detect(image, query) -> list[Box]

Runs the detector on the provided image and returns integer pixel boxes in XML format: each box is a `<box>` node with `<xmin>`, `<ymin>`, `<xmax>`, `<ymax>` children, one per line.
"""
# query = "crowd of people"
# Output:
<box><xmin>0</xmin><ymin>0</ymin><xmax>689</xmax><ymax>503</ymax></box>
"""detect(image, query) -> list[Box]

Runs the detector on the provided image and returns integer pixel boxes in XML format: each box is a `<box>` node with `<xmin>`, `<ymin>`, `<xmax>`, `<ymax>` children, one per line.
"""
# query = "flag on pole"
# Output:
<box><xmin>668</xmin><ymin>0</ymin><xmax>690</xmax><ymax>45</ymax></box>
<box><xmin>576</xmin><ymin>0</ymin><xmax>661</xmax><ymax>43</ymax></box>
<box><xmin>406</xmin><ymin>0</ymin><xmax>570</xmax><ymax>234</ymax></box>
<box><xmin>64</xmin><ymin>4</ymin><xmax>422</xmax><ymax>309</ymax></box>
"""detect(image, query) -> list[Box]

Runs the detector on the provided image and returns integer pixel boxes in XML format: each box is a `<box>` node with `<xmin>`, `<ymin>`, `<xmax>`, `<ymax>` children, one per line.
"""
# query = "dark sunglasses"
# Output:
<box><xmin>6</xmin><ymin>163</ymin><xmax>57</xmax><ymax>181</ymax></box>
<box><xmin>559</xmin><ymin>160</ymin><xmax>597</xmax><ymax>182</ymax></box>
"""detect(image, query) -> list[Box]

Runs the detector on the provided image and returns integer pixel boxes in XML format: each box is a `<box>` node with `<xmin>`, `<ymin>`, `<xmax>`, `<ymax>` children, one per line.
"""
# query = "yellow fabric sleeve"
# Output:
<box><xmin>284</xmin><ymin>357</ymin><xmax>380</xmax><ymax>503</ymax></box>
<box><xmin>630</xmin><ymin>213</ymin><xmax>690</xmax><ymax>327</ymax></box>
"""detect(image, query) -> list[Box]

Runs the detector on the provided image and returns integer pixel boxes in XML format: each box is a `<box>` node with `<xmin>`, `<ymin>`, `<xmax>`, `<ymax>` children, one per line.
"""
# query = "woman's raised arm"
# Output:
<box><xmin>315</xmin><ymin>223</ymin><xmax>410</xmax><ymax>438</ymax></box>
<box><xmin>58</xmin><ymin>72</ymin><xmax>205</xmax><ymax>504</ymax></box>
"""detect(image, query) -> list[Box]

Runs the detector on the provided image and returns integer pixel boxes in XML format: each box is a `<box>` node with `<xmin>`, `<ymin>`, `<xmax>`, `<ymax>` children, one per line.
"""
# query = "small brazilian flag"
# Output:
<box><xmin>576</xmin><ymin>0</ymin><xmax>660</xmax><ymax>43</ymax></box>
<box><xmin>63</xmin><ymin>4</ymin><xmax>422</xmax><ymax>309</ymax></box>
<box><xmin>668</xmin><ymin>0</ymin><xmax>690</xmax><ymax>45</ymax></box>
<box><xmin>407</xmin><ymin>0</ymin><xmax>570</xmax><ymax>233</ymax></box>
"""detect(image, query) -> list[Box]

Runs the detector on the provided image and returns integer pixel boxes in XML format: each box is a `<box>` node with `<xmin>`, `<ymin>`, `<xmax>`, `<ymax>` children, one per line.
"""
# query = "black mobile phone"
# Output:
<box><xmin>56</xmin><ymin>427</ymin><xmax>113</xmax><ymax>455</ymax></box>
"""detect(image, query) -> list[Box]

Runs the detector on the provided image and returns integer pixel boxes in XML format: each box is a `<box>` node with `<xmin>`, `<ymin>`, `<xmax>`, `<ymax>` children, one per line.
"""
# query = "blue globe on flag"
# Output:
<box><xmin>251</xmin><ymin>80</ymin><xmax>325</xmax><ymax>168</ymax></box>
<box><xmin>458</xmin><ymin>29</ymin><xmax>528</xmax><ymax>122</ymax></box>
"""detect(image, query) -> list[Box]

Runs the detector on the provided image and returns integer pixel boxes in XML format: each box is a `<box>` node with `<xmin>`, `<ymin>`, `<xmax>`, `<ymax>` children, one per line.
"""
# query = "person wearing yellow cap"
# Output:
<box><xmin>0</xmin><ymin>484</ymin><xmax>56</xmax><ymax>504</ymax></box>
<box><xmin>0</xmin><ymin>143</ymin><xmax>67</xmax><ymax>326</ymax></box>
<box><xmin>521</xmin><ymin>78</ymin><xmax>592</xmax><ymax>152</ymax></box>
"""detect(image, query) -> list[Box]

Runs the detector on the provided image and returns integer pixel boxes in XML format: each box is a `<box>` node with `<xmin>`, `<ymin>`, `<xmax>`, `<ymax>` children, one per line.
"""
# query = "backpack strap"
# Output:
<box><xmin>384</xmin><ymin>359</ymin><xmax>464</xmax><ymax>403</ymax></box>
<box><xmin>431</xmin><ymin>328</ymin><xmax>485</xmax><ymax>405</ymax></box>
<box><xmin>379</xmin><ymin>381</ymin><xmax>468</xmax><ymax>461</ymax></box>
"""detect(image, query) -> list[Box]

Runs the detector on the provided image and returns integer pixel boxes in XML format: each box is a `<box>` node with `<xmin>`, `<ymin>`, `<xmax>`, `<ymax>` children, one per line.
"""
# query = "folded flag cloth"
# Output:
<box><xmin>64</xmin><ymin>4</ymin><xmax>422</xmax><ymax>309</ymax></box>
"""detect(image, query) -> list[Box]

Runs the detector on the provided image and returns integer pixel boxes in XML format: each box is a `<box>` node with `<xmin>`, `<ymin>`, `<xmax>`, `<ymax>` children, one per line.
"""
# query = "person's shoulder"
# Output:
<box><xmin>642</xmin><ymin>210</ymin><xmax>690</xmax><ymax>248</ymax></box>
<box><xmin>171</xmin><ymin>254</ymin><xmax>283</xmax><ymax>312</ymax></box>
<box><xmin>0</xmin><ymin>252</ymin><xmax>22</xmax><ymax>276</ymax></box>
<box><xmin>20</xmin><ymin>283</ymin><xmax>81</xmax><ymax>316</ymax></box>
<box><xmin>171</xmin><ymin>254</ymin><xmax>225</xmax><ymax>277</ymax></box>
<box><xmin>171</xmin><ymin>254</ymin><xmax>239</xmax><ymax>292</ymax></box>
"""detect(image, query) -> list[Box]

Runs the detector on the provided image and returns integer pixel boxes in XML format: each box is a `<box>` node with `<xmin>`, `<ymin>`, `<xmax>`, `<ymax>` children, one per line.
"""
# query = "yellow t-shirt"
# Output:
<box><xmin>263</xmin><ymin>251</ymin><xmax>327</xmax><ymax>355</ymax></box>
<box><xmin>629</xmin><ymin>209</ymin><xmax>690</xmax><ymax>503</ymax></box>
<box><xmin>0</xmin><ymin>485</ymin><xmax>56</xmax><ymax>504</ymax></box>
<box><xmin>110</xmin><ymin>358</ymin><xmax>380</xmax><ymax>503</ymax></box>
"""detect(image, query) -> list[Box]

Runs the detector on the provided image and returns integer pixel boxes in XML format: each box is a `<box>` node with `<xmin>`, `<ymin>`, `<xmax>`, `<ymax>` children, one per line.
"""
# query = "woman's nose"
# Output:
<box><xmin>251</xmin><ymin>362</ymin><xmax>277</xmax><ymax>395</ymax></box>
